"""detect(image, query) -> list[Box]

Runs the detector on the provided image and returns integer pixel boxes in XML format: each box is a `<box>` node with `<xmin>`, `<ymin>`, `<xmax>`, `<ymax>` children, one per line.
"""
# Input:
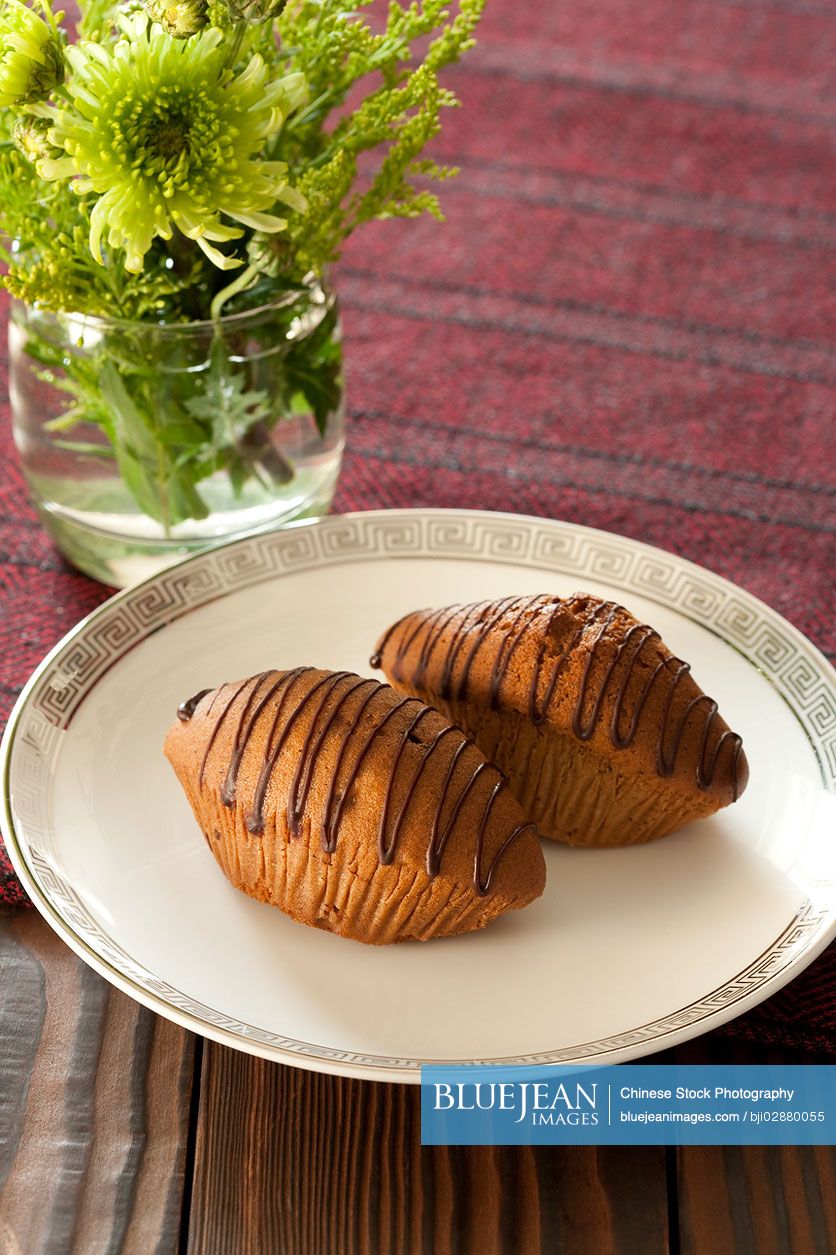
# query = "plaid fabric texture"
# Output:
<box><xmin>1</xmin><ymin>0</ymin><xmax>834</xmax><ymax>1050</ymax></box>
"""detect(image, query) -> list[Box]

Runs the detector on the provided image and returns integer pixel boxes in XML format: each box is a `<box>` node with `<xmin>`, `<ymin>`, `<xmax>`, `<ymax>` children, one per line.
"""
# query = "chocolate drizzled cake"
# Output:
<box><xmin>165</xmin><ymin>668</ymin><xmax>546</xmax><ymax>944</ymax></box>
<box><xmin>372</xmin><ymin>594</ymin><xmax>748</xmax><ymax>847</ymax></box>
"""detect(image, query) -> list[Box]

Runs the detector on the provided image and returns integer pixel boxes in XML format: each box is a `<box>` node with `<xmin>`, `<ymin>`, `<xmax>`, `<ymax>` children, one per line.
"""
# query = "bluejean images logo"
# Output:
<box><xmin>421</xmin><ymin>1065</ymin><xmax>836</xmax><ymax>1146</ymax></box>
<box><xmin>432</xmin><ymin>1078</ymin><xmax>600</xmax><ymax>1127</ymax></box>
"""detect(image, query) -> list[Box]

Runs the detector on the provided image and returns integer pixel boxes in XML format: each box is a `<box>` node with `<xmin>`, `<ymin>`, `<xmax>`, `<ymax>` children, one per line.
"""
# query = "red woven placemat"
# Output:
<box><xmin>1</xmin><ymin>0</ymin><xmax>834</xmax><ymax>1051</ymax></box>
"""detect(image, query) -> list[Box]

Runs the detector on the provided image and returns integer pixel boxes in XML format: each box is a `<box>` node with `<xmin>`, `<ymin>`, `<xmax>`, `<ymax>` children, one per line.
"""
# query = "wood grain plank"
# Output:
<box><xmin>677</xmin><ymin>1145</ymin><xmax>836</xmax><ymax>1255</ymax></box>
<box><xmin>675</xmin><ymin>1035</ymin><xmax>836</xmax><ymax>1255</ymax></box>
<box><xmin>187</xmin><ymin>1045</ymin><xmax>670</xmax><ymax>1255</ymax></box>
<box><xmin>0</xmin><ymin>910</ymin><xmax>195</xmax><ymax>1255</ymax></box>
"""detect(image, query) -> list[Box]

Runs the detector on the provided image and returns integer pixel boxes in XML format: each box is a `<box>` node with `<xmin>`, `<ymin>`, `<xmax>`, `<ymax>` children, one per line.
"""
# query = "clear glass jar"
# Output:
<box><xmin>9</xmin><ymin>277</ymin><xmax>344</xmax><ymax>586</ymax></box>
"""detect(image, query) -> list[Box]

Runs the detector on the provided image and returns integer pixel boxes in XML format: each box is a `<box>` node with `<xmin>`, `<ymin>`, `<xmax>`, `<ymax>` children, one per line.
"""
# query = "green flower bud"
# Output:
<box><xmin>225</xmin><ymin>0</ymin><xmax>286</xmax><ymax>24</ymax></box>
<box><xmin>0</xmin><ymin>0</ymin><xmax>65</xmax><ymax>108</ymax></box>
<box><xmin>246</xmin><ymin>232</ymin><xmax>291</xmax><ymax>278</ymax></box>
<box><xmin>144</xmin><ymin>0</ymin><xmax>208</xmax><ymax>38</ymax></box>
<box><xmin>13</xmin><ymin>112</ymin><xmax>59</xmax><ymax>162</ymax></box>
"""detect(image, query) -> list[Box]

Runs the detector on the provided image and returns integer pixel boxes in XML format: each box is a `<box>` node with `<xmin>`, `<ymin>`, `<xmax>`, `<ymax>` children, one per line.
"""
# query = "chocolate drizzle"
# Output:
<box><xmin>194</xmin><ymin>670</ymin><xmax>536</xmax><ymax>897</ymax></box>
<box><xmin>177</xmin><ymin>690</ymin><xmax>211</xmax><ymax>722</ymax></box>
<box><xmin>198</xmin><ymin>677</ymin><xmax>250</xmax><ymax>788</ymax></box>
<box><xmin>372</xmin><ymin>595</ymin><xmax>746</xmax><ymax>800</ymax></box>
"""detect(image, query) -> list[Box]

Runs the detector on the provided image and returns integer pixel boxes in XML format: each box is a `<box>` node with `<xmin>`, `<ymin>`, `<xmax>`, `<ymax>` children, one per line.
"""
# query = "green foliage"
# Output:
<box><xmin>1</xmin><ymin>0</ymin><xmax>485</xmax><ymax>304</ymax></box>
<box><xmin>284</xmin><ymin>302</ymin><xmax>343</xmax><ymax>437</ymax></box>
<box><xmin>182</xmin><ymin>336</ymin><xmax>286</xmax><ymax>500</ymax></box>
<box><xmin>76</xmin><ymin>0</ymin><xmax>120</xmax><ymax>39</ymax></box>
<box><xmin>21</xmin><ymin>281</ymin><xmax>342</xmax><ymax>528</ymax></box>
<box><xmin>0</xmin><ymin>0</ymin><xmax>483</xmax><ymax>525</ymax></box>
<box><xmin>270</xmin><ymin>0</ymin><xmax>485</xmax><ymax>276</ymax></box>
<box><xmin>0</xmin><ymin>144</ymin><xmax>209</xmax><ymax>319</ymax></box>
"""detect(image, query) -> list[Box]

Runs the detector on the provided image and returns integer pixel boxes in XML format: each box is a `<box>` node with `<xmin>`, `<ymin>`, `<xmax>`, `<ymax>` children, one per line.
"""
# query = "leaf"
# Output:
<box><xmin>228</xmin><ymin>457</ymin><xmax>249</xmax><ymax>499</ymax></box>
<box><xmin>111</xmin><ymin>444</ymin><xmax>169</xmax><ymax>525</ymax></box>
<box><xmin>45</xmin><ymin>406</ymin><xmax>98</xmax><ymax>433</ymax></box>
<box><xmin>166</xmin><ymin>466</ymin><xmax>211</xmax><ymax>522</ymax></box>
<box><xmin>23</xmin><ymin>338</ymin><xmax>68</xmax><ymax>370</ymax></box>
<box><xmin>283</xmin><ymin>303</ymin><xmax>343</xmax><ymax>437</ymax></box>
<box><xmin>52</xmin><ymin>440</ymin><xmax>116</xmax><ymax>459</ymax></box>
<box><xmin>185</xmin><ymin>339</ymin><xmax>271</xmax><ymax>437</ymax></box>
<box><xmin>156</xmin><ymin>418</ymin><xmax>211</xmax><ymax>448</ymax></box>
<box><xmin>98</xmin><ymin>360</ymin><xmax>211</xmax><ymax>525</ymax></box>
<box><xmin>98</xmin><ymin>360</ymin><xmax>159</xmax><ymax>461</ymax></box>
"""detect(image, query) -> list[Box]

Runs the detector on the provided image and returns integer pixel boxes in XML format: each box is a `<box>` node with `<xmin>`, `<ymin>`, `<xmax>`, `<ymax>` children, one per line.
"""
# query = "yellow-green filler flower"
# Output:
<box><xmin>0</xmin><ymin>0</ymin><xmax>65</xmax><ymax>108</ymax></box>
<box><xmin>40</xmin><ymin>14</ymin><xmax>307</xmax><ymax>272</ymax></box>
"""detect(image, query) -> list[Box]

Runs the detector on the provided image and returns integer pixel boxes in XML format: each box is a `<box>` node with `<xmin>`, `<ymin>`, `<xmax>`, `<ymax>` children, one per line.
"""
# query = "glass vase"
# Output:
<box><xmin>8</xmin><ymin>277</ymin><xmax>344</xmax><ymax>586</ymax></box>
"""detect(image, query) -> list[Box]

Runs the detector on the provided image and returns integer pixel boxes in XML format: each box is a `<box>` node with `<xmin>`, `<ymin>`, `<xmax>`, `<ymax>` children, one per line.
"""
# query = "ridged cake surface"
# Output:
<box><xmin>165</xmin><ymin>668</ymin><xmax>547</xmax><ymax>943</ymax></box>
<box><xmin>372</xmin><ymin>595</ymin><xmax>748</xmax><ymax>847</ymax></box>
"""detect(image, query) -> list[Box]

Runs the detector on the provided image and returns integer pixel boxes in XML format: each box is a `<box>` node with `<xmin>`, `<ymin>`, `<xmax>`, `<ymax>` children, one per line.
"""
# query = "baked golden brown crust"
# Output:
<box><xmin>164</xmin><ymin>668</ymin><xmax>546</xmax><ymax>944</ymax></box>
<box><xmin>372</xmin><ymin>595</ymin><xmax>749</xmax><ymax>847</ymax></box>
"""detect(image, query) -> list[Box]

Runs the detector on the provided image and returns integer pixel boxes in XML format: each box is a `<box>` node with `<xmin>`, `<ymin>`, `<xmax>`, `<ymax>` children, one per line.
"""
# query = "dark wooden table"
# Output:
<box><xmin>2</xmin><ymin>908</ymin><xmax>833</xmax><ymax>1254</ymax></box>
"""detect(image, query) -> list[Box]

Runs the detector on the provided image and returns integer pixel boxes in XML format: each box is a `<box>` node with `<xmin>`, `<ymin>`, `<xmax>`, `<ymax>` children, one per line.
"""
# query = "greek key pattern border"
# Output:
<box><xmin>7</xmin><ymin>511</ymin><xmax>836</xmax><ymax>1071</ymax></box>
<box><xmin>23</xmin><ymin>513</ymin><xmax>836</xmax><ymax>784</ymax></box>
<box><xmin>22</xmin><ymin>848</ymin><xmax>832</xmax><ymax>1070</ymax></box>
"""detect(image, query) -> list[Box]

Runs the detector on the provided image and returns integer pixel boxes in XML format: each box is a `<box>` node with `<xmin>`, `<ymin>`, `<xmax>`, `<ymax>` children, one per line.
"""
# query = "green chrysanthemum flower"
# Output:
<box><xmin>0</xmin><ymin>0</ymin><xmax>65</xmax><ymax>108</ymax></box>
<box><xmin>39</xmin><ymin>14</ymin><xmax>307</xmax><ymax>272</ymax></box>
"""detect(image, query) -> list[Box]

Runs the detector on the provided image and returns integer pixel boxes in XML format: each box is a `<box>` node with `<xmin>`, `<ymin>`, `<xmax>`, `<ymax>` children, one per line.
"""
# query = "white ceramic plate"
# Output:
<box><xmin>3</xmin><ymin>510</ymin><xmax>835</xmax><ymax>1082</ymax></box>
